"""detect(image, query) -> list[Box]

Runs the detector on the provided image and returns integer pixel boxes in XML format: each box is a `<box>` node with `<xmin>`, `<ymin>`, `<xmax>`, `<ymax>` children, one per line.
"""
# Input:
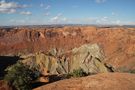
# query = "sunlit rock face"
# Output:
<box><xmin>21</xmin><ymin>44</ymin><xmax>108</xmax><ymax>75</ymax></box>
<box><xmin>0</xmin><ymin>26</ymin><xmax>97</xmax><ymax>55</ymax></box>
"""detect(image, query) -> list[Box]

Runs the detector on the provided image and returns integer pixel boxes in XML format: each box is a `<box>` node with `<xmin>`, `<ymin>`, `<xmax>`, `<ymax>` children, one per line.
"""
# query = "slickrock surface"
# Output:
<box><xmin>33</xmin><ymin>73</ymin><xmax>135</xmax><ymax>90</ymax></box>
<box><xmin>0</xmin><ymin>80</ymin><xmax>12</xmax><ymax>90</ymax></box>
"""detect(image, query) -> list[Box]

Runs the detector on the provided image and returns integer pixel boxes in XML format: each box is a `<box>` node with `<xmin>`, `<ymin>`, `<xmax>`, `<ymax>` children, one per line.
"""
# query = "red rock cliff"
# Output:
<box><xmin>0</xmin><ymin>26</ymin><xmax>135</xmax><ymax>69</ymax></box>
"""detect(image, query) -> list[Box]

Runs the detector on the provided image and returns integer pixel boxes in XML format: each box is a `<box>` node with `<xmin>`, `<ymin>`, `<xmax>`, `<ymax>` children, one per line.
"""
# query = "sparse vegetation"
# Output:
<box><xmin>72</xmin><ymin>68</ymin><xmax>87</xmax><ymax>77</ymax></box>
<box><xmin>129</xmin><ymin>70</ymin><xmax>135</xmax><ymax>73</ymax></box>
<box><xmin>117</xmin><ymin>67</ymin><xmax>135</xmax><ymax>74</ymax></box>
<box><xmin>4</xmin><ymin>62</ymin><xmax>40</xmax><ymax>90</ymax></box>
<box><xmin>65</xmin><ymin>68</ymin><xmax>88</xmax><ymax>78</ymax></box>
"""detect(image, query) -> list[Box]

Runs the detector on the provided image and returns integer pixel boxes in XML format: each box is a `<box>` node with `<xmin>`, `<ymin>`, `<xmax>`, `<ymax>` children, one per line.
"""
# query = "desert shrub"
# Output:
<box><xmin>66</xmin><ymin>68</ymin><xmax>88</xmax><ymax>78</ymax></box>
<box><xmin>127</xmin><ymin>69</ymin><xmax>135</xmax><ymax>73</ymax></box>
<box><xmin>4</xmin><ymin>62</ymin><xmax>40</xmax><ymax>90</ymax></box>
<box><xmin>72</xmin><ymin>68</ymin><xmax>86</xmax><ymax>77</ymax></box>
<box><xmin>117</xmin><ymin>67</ymin><xmax>135</xmax><ymax>74</ymax></box>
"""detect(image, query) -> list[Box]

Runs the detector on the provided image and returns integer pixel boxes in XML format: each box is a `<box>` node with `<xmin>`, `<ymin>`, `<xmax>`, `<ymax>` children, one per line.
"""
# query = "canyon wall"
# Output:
<box><xmin>0</xmin><ymin>26</ymin><xmax>135</xmax><ymax>70</ymax></box>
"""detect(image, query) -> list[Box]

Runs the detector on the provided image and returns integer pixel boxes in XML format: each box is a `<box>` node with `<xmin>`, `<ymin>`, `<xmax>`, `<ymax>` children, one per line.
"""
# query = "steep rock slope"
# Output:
<box><xmin>33</xmin><ymin>73</ymin><xmax>135</xmax><ymax>90</ymax></box>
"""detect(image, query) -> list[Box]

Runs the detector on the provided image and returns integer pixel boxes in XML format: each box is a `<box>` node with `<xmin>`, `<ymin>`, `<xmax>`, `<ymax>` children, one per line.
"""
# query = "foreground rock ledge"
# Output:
<box><xmin>33</xmin><ymin>73</ymin><xmax>135</xmax><ymax>90</ymax></box>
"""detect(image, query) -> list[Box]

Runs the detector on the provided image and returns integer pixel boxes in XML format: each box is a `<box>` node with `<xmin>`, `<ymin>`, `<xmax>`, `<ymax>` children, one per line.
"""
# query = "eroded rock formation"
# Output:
<box><xmin>21</xmin><ymin>44</ymin><xmax>109</xmax><ymax>75</ymax></box>
<box><xmin>0</xmin><ymin>26</ymin><xmax>135</xmax><ymax>71</ymax></box>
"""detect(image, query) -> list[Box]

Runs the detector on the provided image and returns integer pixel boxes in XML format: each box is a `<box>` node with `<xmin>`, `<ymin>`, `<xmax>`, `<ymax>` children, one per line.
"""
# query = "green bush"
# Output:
<box><xmin>72</xmin><ymin>68</ymin><xmax>87</xmax><ymax>77</ymax></box>
<box><xmin>128</xmin><ymin>69</ymin><xmax>135</xmax><ymax>73</ymax></box>
<box><xmin>4</xmin><ymin>62</ymin><xmax>40</xmax><ymax>90</ymax></box>
<box><xmin>66</xmin><ymin>68</ymin><xmax>88</xmax><ymax>78</ymax></box>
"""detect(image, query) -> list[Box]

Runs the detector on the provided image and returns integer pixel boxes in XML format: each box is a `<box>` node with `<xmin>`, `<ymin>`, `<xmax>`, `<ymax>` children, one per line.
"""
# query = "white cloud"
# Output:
<box><xmin>126</xmin><ymin>22</ymin><xmax>135</xmax><ymax>25</ymax></box>
<box><xmin>20</xmin><ymin>11</ymin><xmax>32</xmax><ymax>15</ymax></box>
<box><xmin>50</xmin><ymin>13</ymin><xmax>68</xmax><ymax>23</ymax></box>
<box><xmin>50</xmin><ymin>13</ymin><xmax>62</xmax><ymax>21</ymax></box>
<box><xmin>95</xmin><ymin>17</ymin><xmax>109</xmax><ymax>24</ymax></box>
<box><xmin>45</xmin><ymin>5</ymin><xmax>51</xmax><ymax>10</ymax></box>
<box><xmin>0</xmin><ymin>0</ymin><xmax>30</xmax><ymax>14</ymax></box>
<box><xmin>96</xmin><ymin>17</ymin><xmax>123</xmax><ymax>25</ymax></box>
<box><xmin>21</xmin><ymin>4</ymin><xmax>30</xmax><ymax>8</ymax></box>
<box><xmin>0</xmin><ymin>8</ymin><xmax>16</xmax><ymax>14</ymax></box>
<box><xmin>44</xmin><ymin>12</ymin><xmax>50</xmax><ymax>16</ymax></box>
<box><xmin>40</xmin><ymin>3</ymin><xmax>51</xmax><ymax>10</ymax></box>
<box><xmin>0</xmin><ymin>0</ymin><xmax>17</xmax><ymax>13</ymax></box>
<box><xmin>95</xmin><ymin>0</ymin><xmax>106</xmax><ymax>3</ymax></box>
<box><xmin>50</xmin><ymin>15</ymin><xmax>61</xmax><ymax>22</ymax></box>
<box><xmin>0</xmin><ymin>0</ymin><xmax>18</xmax><ymax>9</ymax></box>
<box><xmin>116</xmin><ymin>20</ymin><xmax>120</xmax><ymax>24</ymax></box>
<box><xmin>49</xmin><ymin>14</ymin><xmax>134</xmax><ymax>25</ymax></box>
<box><xmin>40</xmin><ymin>3</ymin><xmax>44</xmax><ymax>7</ymax></box>
<box><xmin>62</xmin><ymin>17</ymin><xmax>67</xmax><ymax>21</ymax></box>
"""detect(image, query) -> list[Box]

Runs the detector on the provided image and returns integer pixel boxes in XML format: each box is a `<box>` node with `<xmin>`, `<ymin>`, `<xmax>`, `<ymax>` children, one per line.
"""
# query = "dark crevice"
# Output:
<box><xmin>0</xmin><ymin>56</ymin><xmax>22</xmax><ymax>78</ymax></box>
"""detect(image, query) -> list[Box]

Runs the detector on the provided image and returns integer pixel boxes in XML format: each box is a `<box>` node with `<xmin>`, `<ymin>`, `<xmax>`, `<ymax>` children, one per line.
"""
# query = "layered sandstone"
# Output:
<box><xmin>0</xmin><ymin>26</ymin><xmax>135</xmax><ymax>70</ymax></box>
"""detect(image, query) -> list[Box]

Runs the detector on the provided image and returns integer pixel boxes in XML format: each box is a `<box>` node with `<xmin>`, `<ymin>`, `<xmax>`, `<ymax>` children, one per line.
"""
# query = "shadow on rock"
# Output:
<box><xmin>0</xmin><ymin>56</ymin><xmax>22</xmax><ymax>79</ymax></box>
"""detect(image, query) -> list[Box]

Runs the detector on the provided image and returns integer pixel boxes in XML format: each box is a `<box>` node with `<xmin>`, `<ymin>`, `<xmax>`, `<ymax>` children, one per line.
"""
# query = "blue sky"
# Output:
<box><xmin>0</xmin><ymin>0</ymin><xmax>135</xmax><ymax>26</ymax></box>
